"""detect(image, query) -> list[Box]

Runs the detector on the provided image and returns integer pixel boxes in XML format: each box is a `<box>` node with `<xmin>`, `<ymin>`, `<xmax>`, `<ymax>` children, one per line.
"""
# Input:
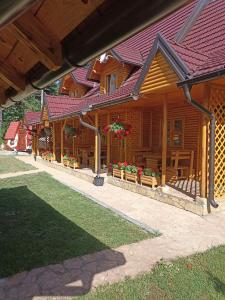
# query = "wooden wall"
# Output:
<box><xmin>99</xmin><ymin>57</ymin><xmax>133</xmax><ymax>94</ymax></box>
<box><xmin>140</xmin><ymin>51</ymin><xmax>179</xmax><ymax>94</ymax></box>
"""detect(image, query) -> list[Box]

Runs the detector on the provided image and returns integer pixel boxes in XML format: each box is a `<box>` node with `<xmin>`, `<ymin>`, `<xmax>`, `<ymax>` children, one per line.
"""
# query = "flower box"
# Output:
<box><xmin>140</xmin><ymin>175</ymin><xmax>160</xmax><ymax>188</ymax></box>
<box><xmin>69</xmin><ymin>161</ymin><xmax>80</xmax><ymax>169</ymax></box>
<box><xmin>113</xmin><ymin>168</ymin><xmax>124</xmax><ymax>180</ymax></box>
<box><xmin>63</xmin><ymin>159</ymin><xmax>70</xmax><ymax>167</ymax></box>
<box><xmin>125</xmin><ymin>171</ymin><xmax>138</xmax><ymax>183</ymax></box>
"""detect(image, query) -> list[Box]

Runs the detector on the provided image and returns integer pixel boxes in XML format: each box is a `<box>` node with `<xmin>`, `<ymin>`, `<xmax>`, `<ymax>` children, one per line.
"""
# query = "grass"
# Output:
<box><xmin>0</xmin><ymin>156</ymin><xmax>36</xmax><ymax>174</ymax></box>
<box><xmin>0</xmin><ymin>172</ymin><xmax>153</xmax><ymax>278</ymax></box>
<box><xmin>75</xmin><ymin>246</ymin><xmax>225</xmax><ymax>300</ymax></box>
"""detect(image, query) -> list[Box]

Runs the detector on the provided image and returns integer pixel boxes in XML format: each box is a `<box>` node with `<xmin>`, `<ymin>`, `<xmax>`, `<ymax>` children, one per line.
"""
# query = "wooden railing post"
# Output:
<box><xmin>107</xmin><ymin>113</ymin><xmax>111</xmax><ymax>165</ymax></box>
<box><xmin>60</xmin><ymin>120</ymin><xmax>66</xmax><ymax>163</ymax></box>
<box><xmin>95</xmin><ymin>112</ymin><xmax>99</xmax><ymax>173</ymax></box>
<box><xmin>201</xmin><ymin>89</ymin><xmax>209</xmax><ymax>198</ymax></box>
<box><xmin>52</xmin><ymin>122</ymin><xmax>56</xmax><ymax>161</ymax></box>
<box><xmin>72</xmin><ymin>119</ymin><xmax>75</xmax><ymax>156</ymax></box>
<box><xmin>161</xmin><ymin>96</ymin><xmax>168</xmax><ymax>186</ymax></box>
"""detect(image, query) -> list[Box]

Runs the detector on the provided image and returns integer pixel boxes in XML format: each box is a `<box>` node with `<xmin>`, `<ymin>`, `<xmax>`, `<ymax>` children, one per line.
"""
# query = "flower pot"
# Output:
<box><xmin>140</xmin><ymin>175</ymin><xmax>160</xmax><ymax>188</ymax></box>
<box><xmin>69</xmin><ymin>161</ymin><xmax>80</xmax><ymax>169</ymax></box>
<box><xmin>125</xmin><ymin>171</ymin><xmax>138</xmax><ymax>183</ymax></box>
<box><xmin>63</xmin><ymin>159</ymin><xmax>69</xmax><ymax>167</ymax></box>
<box><xmin>113</xmin><ymin>168</ymin><xmax>124</xmax><ymax>180</ymax></box>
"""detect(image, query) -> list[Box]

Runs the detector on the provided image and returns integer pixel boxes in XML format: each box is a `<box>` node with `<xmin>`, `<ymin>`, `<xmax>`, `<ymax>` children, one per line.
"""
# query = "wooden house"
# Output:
<box><xmin>34</xmin><ymin>0</ymin><xmax>225</xmax><ymax>210</ymax></box>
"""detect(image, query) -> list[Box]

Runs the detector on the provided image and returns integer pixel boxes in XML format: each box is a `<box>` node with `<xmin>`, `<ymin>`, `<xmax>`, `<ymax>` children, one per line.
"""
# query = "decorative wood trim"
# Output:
<box><xmin>0</xmin><ymin>56</ymin><xmax>25</xmax><ymax>91</ymax></box>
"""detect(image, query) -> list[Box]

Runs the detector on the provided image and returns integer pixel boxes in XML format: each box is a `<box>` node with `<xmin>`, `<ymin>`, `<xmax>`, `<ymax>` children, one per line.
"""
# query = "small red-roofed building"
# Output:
<box><xmin>4</xmin><ymin>121</ymin><xmax>28</xmax><ymax>151</ymax></box>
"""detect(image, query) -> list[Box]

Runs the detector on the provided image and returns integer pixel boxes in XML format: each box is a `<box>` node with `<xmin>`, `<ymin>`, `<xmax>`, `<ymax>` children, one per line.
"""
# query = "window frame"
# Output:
<box><xmin>105</xmin><ymin>73</ymin><xmax>117</xmax><ymax>93</ymax></box>
<box><xmin>168</xmin><ymin>118</ymin><xmax>184</xmax><ymax>148</ymax></box>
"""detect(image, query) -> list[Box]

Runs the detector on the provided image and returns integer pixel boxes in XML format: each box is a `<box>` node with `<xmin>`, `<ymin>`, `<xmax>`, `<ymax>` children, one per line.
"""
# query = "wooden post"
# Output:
<box><xmin>60</xmin><ymin>120</ymin><xmax>66</xmax><ymax>163</ymax></box>
<box><xmin>72</xmin><ymin>119</ymin><xmax>75</xmax><ymax>156</ymax></box>
<box><xmin>52</xmin><ymin>122</ymin><xmax>56</xmax><ymax>161</ymax></box>
<box><xmin>107</xmin><ymin>113</ymin><xmax>111</xmax><ymax>165</ymax></box>
<box><xmin>201</xmin><ymin>92</ymin><xmax>209</xmax><ymax>198</ymax></box>
<box><xmin>36</xmin><ymin>127</ymin><xmax>39</xmax><ymax>156</ymax></box>
<box><xmin>161</xmin><ymin>96</ymin><xmax>168</xmax><ymax>186</ymax></box>
<box><xmin>95</xmin><ymin>112</ymin><xmax>99</xmax><ymax>173</ymax></box>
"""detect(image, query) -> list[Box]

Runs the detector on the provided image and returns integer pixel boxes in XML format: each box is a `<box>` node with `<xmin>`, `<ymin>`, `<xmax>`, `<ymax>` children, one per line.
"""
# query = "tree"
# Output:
<box><xmin>0</xmin><ymin>80</ymin><xmax>60</xmax><ymax>143</ymax></box>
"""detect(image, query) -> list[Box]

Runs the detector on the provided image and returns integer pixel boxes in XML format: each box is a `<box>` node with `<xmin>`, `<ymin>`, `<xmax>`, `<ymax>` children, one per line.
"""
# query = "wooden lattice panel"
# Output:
<box><xmin>209</xmin><ymin>87</ymin><xmax>225</xmax><ymax>199</ymax></box>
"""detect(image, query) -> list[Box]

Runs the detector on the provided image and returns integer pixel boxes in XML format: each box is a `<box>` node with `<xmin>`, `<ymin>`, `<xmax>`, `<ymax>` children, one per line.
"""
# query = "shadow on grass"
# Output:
<box><xmin>0</xmin><ymin>186</ymin><xmax>126</xmax><ymax>297</ymax></box>
<box><xmin>207</xmin><ymin>272</ymin><xmax>225</xmax><ymax>297</ymax></box>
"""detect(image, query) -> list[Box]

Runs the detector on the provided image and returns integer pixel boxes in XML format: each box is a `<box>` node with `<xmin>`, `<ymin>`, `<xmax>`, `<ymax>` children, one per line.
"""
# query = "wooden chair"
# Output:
<box><xmin>167</xmin><ymin>150</ymin><xmax>194</xmax><ymax>182</ymax></box>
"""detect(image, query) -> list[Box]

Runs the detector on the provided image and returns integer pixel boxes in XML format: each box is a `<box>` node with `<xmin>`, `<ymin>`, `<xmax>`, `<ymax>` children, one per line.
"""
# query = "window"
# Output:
<box><xmin>168</xmin><ymin>119</ymin><xmax>184</xmax><ymax>147</ymax></box>
<box><xmin>106</xmin><ymin>74</ymin><xmax>117</xmax><ymax>93</ymax></box>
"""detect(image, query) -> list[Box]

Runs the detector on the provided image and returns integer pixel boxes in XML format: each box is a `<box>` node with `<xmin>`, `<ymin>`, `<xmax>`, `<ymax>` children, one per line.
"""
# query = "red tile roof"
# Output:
<box><xmin>45</xmin><ymin>0</ymin><xmax>225</xmax><ymax>119</ymax></box>
<box><xmin>112</xmin><ymin>45</ymin><xmax>143</xmax><ymax>66</ymax></box>
<box><xmin>4</xmin><ymin>121</ymin><xmax>20</xmax><ymax>140</ymax></box>
<box><xmin>24</xmin><ymin>111</ymin><xmax>41</xmax><ymax>125</ymax></box>
<box><xmin>71</xmin><ymin>68</ymin><xmax>95</xmax><ymax>88</ymax></box>
<box><xmin>45</xmin><ymin>94</ymin><xmax>87</xmax><ymax>120</ymax></box>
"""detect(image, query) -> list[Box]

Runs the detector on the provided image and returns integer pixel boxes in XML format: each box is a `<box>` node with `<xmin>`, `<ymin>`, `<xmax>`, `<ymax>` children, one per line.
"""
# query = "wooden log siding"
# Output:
<box><xmin>99</xmin><ymin>58</ymin><xmax>133</xmax><ymax>94</ymax></box>
<box><xmin>167</xmin><ymin>103</ymin><xmax>201</xmax><ymax>174</ymax></box>
<box><xmin>68</xmin><ymin>82</ymin><xmax>88</xmax><ymax>97</ymax></box>
<box><xmin>140</xmin><ymin>52</ymin><xmax>179</xmax><ymax>93</ymax></box>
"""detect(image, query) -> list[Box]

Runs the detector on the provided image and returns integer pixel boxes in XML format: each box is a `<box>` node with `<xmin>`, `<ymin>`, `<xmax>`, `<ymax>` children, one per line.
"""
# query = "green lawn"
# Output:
<box><xmin>76</xmin><ymin>246</ymin><xmax>225</xmax><ymax>300</ymax></box>
<box><xmin>0</xmin><ymin>172</ymin><xmax>153</xmax><ymax>278</ymax></box>
<box><xmin>0</xmin><ymin>156</ymin><xmax>36</xmax><ymax>174</ymax></box>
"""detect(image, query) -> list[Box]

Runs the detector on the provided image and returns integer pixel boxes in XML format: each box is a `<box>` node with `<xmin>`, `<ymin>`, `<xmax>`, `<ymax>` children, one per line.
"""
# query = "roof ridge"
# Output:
<box><xmin>175</xmin><ymin>0</ymin><xmax>212</xmax><ymax>44</ymax></box>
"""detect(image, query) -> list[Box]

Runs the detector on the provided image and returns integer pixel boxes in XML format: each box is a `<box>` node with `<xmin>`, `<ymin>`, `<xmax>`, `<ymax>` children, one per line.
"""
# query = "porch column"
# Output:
<box><xmin>95</xmin><ymin>112</ymin><xmax>99</xmax><ymax>173</ymax></box>
<box><xmin>72</xmin><ymin>119</ymin><xmax>75</xmax><ymax>156</ymax></box>
<box><xmin>201</xmin><ymin>96</ymin><xmax>208</xmax><ymax>198</ymax></box>
<box><xmin>52</xmin><ymin>122</ymin><xmax>56</xmax><ymax>161</ymax></box>
<box><xmin>61</xmin><ymin>120</ymin><xmax>66</xmax><ymax>163</ymax></box>
<box><xmin>36</xmin><ymin>127</ymin><xmax>39</xmax><ymax>156</ymax></box>
<box><xmin>107</xmin><ymin>113</ymin><xmax>111</xmax><ymax>165</ymax></box>
<box><xmin>161</xmin><ymin>96</ymin><xmax>168</xmax><ymax>186</ymax></box>
<box><xmin>32</xmin><ymin>134</ymin><xmax>36</xmax><ymax>155</ymax></box>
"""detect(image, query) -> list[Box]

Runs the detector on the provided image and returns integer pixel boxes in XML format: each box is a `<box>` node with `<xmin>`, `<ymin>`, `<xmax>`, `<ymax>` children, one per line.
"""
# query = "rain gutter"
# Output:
<box><xmin>183</xmin><ymin>84</ymin><xmax>218</xmax><ymax>208</ymax></box>
<box><xmin>78</xmin><ymin>115</ymin><xmax>104</xmax><ymax>186</ymax></box>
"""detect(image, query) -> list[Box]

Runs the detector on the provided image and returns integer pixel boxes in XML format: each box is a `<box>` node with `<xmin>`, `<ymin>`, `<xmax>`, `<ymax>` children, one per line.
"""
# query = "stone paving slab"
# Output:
<box><xmin>0</xmin><ymin>169</ymin><xmax>41</xmax><ymax>179</ymax></box>
<box><xmin>0</xmin><ymin>156</ymin><xmax>224</xmax><ymax>300</ymax></box>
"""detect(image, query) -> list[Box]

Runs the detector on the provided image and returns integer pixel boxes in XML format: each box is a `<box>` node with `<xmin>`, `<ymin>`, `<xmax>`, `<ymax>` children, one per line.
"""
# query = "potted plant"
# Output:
<box><xmin>69</xmin><ymin>155</ymin><xmax>80</xmax><ymax>169</ymax></box>
<box><xmin>44</xmin><ymin>127</ymin><xmax>52</xmax><ymax>137</ymax></box>
<box><xmin>124</xmin><ymin>164</ymin><xmax>138</xmax><ymax>183</ymax></box>
<box><xmin>103</xmin><ymin>121</ymin><xmax>131</xmax><ymax>139</ymax></box>
<box><xmin>62</xmin><ymin>154</ymin><xmax>70</xmax><ymax>167</ymax></box>
<box><xmin>112</xmin><ymin>162</ymin><xmax>127</xmax><ymax>179</ymax></box>
<box><xmin>64</xmin><ymin>125</ymin><xmax>76</xmax><ymax>137</ymax></box>
<box><xmin>46</xmin><ymin>151</ymin><xmax>53</xmax><ymax>162</ymax></box>
<box><xmin>140</xmin><ymin>168</ymin><xmax>161</xmax><ymax>188</ymax></box>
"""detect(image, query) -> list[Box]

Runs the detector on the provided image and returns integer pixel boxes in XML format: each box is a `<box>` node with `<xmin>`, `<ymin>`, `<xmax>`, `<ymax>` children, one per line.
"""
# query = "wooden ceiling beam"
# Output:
<box><xmin>0</xmin><ymin>56</ymin><xmax>25</xmax><ymax>91</ymax></box>
<box><xmin>0</xmin><ymin>89</ymin><xmax>6</xmax><ymax>105</ymax></box>
<box><xmin>8</xmin><ymin>12</ymin><xmax>62</xmax><ymax>71</ymax></box>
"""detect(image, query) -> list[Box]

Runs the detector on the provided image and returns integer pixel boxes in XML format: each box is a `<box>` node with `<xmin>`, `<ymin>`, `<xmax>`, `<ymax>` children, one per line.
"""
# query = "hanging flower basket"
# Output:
<box><xmin>103</xmin><ymin>121</ymin><xmax>131</xmax><ymax>139</ymax></box>
<box><xmin>64</xmin><ymin>125</ymin><xmax>76</xmax><ymax>137</ymax></box>
<box><xmin>44</xmin><ymin>127</ymin><xmax>52</xmax><ymax>137</ymax></box>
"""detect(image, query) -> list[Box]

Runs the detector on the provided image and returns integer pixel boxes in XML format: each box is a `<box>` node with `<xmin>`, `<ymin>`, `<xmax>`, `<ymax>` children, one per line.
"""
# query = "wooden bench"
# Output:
<box><xmin>167</xmin><ymin>150</ymin><xmax>194</xmax><ymax>182</ymax></box>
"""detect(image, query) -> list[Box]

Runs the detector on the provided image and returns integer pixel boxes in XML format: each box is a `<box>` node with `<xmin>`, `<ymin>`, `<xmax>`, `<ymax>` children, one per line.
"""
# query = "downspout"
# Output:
<box><xmin>78</xmin><ymin>115</ymin><xmax>104</xmax><ymax>186</ymax></box>
<box><xmin>183</xmin><ymin>84</ymin><xmax>218</xmax><ymax>208</ymax></box>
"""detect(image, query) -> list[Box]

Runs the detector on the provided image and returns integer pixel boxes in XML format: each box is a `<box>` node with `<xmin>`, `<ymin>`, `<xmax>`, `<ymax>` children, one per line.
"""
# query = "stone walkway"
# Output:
<box><xmin>0</xmin><ymin>169</ymin><xmax>41</xmax><ymax>179</ymax></box>
<box><xmin>0</xmin><ymin>156</ymin><xmax>225</xmax><ymax>300</ymax></box>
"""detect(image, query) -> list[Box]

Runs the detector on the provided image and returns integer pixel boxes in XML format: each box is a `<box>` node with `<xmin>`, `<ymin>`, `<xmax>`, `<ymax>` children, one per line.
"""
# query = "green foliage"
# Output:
<box><xmin>0</xmin><ymin>81</ymin><xmax>60</xmax><ymax>144</ymax></box>
<box><xmin>143</xmin><ymin>168</ymin><xmax>160</xmax><ymax>177</ymax></box>
<box><xmin>125</xmin><ymin>165</ymin><xmax>138</xmax><ymax>174</ymax></box>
